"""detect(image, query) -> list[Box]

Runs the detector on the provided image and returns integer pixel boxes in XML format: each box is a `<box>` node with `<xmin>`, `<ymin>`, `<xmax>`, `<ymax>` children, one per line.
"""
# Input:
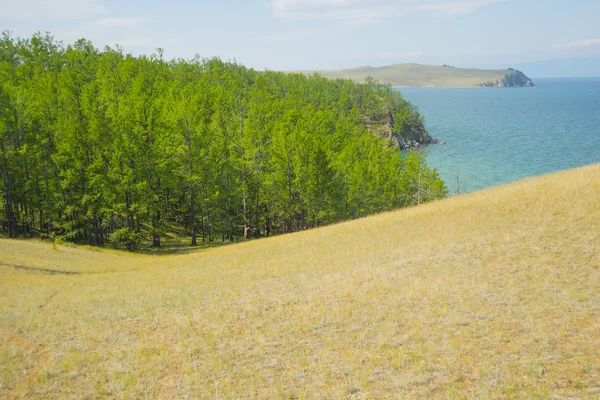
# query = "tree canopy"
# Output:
<box><xmin>0</xmin><ymin>32</ymin><xmax>446</xmax><ymax>249</ymax></box>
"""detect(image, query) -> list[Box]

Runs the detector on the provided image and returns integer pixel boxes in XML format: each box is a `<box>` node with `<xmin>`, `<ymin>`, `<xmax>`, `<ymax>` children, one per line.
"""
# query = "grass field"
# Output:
<box><xmin>293</xmin><ymin>63</ymin><xmax>513</xmax><ymax>87</ymax></box>
<box><xmin>1</xmin><ymin>164</ymin><xmax>599</xmax><ymax>399</ymax></box>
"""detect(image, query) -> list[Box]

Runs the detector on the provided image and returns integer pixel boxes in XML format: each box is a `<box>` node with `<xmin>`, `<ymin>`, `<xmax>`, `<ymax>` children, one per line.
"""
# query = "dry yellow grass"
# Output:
<box><xmin>1</xmin><ymin>164</ymin><xmax>599</xmax><ymax>399</ymax></box>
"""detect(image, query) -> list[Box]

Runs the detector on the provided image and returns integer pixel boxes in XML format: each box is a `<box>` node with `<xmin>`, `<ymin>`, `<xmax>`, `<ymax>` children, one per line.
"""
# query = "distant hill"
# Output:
<box><xmin>292</xmin><ymin>63</ymin><xmax>534</xmax><ymax>87</ymax></box>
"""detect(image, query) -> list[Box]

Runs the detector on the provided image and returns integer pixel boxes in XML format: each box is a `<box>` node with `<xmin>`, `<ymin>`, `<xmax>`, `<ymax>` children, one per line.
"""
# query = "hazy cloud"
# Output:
<box><xmin>376</xmin><ymin>51</ymin><xmax>425</xmax><ymax>59</ymax></box>
<box><xmin>554</xmin><ymin>38</ymin><xmax>600</xmax><ymax>49</ymax></box>
<box><xmin>114</xmin><ymin>37</ymin><xmax>149</xmax><ymax>47</ymax></box>
<box><xmin>272</xmin><ymin>0</ymin><xmax>351</xmax><ymax>12</ymax></box>
<box><xmin>94</xmin><ymin>17</ymin><xmax>150</xmax><ymax>29</ymax></box>
<box><xmin>270</xmin><ymin>0</ymin><xmax>508</xmax><ymax>21</ymax></box>
<box><xmin>0</xmin><ymin>0</ymin><xmax>105</xmax><ymax>21</ymax></box>
<box><xmin>259</xmin><ymin>28</ymin><xmax>336</xmax><ymax>43</ymax></box>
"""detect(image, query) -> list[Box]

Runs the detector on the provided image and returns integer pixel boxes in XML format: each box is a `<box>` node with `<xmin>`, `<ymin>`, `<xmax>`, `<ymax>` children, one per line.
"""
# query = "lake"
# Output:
<box><xmin>398</xmin><ymin>78</ymin><xmax>600</xmax><ymax>194</ymax></box>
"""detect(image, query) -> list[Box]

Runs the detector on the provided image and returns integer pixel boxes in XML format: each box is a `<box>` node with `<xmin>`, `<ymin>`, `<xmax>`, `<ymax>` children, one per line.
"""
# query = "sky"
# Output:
<box><xmin>1</xmin><ymin>0</ymin><xmax>599</xmax><ymax>76</ymax></box>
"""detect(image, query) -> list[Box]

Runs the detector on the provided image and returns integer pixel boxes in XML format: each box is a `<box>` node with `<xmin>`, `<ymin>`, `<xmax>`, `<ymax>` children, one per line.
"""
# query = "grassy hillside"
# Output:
<box><xmin>294</xmin><ymin>63</ymin><xmax>529</xmax><ymax>87</ymax></box>
<box><xmin>1</xmin><ymin>164</ymin><xmax>599</xmax><ymax>398</ymax></box>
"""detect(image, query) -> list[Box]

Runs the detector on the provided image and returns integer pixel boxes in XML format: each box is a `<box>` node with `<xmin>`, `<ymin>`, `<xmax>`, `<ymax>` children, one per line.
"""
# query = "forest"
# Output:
<box><xmin>0</xmin><ymin>32</ymin><xmax>446</xmax><ymax>249</ymax></box>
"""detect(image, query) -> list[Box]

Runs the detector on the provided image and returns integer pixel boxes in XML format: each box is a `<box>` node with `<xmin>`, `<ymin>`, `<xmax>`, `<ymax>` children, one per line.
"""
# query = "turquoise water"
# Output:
<box><xmin>399</xmin><ymin>78</ymin><xmax>600</xmax><ymax>194</ymax></box>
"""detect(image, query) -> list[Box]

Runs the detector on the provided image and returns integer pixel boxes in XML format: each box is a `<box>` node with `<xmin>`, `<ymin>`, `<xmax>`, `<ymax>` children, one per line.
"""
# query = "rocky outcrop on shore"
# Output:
<box><xmin>390</xmin><ymin>128</ymin><xmax>439</xmax><ymax>150</ymax></box>
<box><xmin>367</xmin><ymin>114</ymin><xmax>439</xmax><ymax>150</ymax></box>
<box><xmin>478</xmin><ymin>69</ymin><xmax>534</xmax><ymax>87</ymax></box>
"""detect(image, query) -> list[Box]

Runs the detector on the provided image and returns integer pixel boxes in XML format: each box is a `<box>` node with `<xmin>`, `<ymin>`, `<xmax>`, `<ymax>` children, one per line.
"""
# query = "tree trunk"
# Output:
<box><xmin>201</xmin><ymin>213</ymin><xmax>205</xmax><ymax>243</ymax></box>
<box><xmin>6</xmin><ymin>201</ymin><xmax>17</xmax><ymax>238</ymax></box>
<box><xmin>265</xmin><ymin>214</ymin><xmax>271</xmax><ymax>237</ymax></box>
<box><xmin>190</xmin><ymin>188</ymin><xmax>197</xmax><ymax>246</ymax></box>
<box><xmin>152</xmin><ymin>210</ymin><xmax>161</xmax><ymax>247</ymax></box>
<box><xmin>1</xmin><ymin>149</ymin><xmax>17</xmax><ymax>238</ymax></box>
<box><xmin>243</xmin><ymin>195</ymin><xmax>250</xmax><ymax>240</ymax></box>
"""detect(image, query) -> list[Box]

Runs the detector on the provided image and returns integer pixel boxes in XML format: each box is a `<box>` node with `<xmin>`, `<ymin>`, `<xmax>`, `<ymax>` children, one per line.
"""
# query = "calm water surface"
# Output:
<box><xmin>399</xmin><ymin>78</ymin><xmax>600</xmax><ymax>194</ymax></box>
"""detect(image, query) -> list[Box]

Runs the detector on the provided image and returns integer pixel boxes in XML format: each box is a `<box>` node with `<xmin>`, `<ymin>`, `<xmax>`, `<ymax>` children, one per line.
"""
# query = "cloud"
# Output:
<box><xmin>376</xmin><ymin>51</ymin><xmax>425</xmax><ymax>59</ymax></box>
<box><xmin>94</xmin><ymin>17</ymin><xmax>150</xmax><ymax>29</ymax></box>
<box><xmin>0</xmin><ymin>0</ymin><xmax>105</xmax><ymax>21</ymax></box>
<box><xmin>417</xmin><ymin>0</ymin><xmax>507</xmax><ymax>15</ymax></box>
<box><xmin>114</xmin><ymin>37</ymin><xmax>149</xmax><ymax>48</ymax></box>
<box><xmin>270</xmin><ymin>0</ymin><xmax>508</xmax><ymax>21</ymax></box>
<box><xmin>553</xmin><ymin>38</ymin><xmax>600</xmax><ymax>50</ymax></box>
<box><xmin>259</xmin><ymin>29</ymin><xmax>336</xmax><ymax>43</ymax></box>
<box><xmin>272</xmin><ymin>0</ymin><xmax>351</xmax><ymax>12</ymax></box>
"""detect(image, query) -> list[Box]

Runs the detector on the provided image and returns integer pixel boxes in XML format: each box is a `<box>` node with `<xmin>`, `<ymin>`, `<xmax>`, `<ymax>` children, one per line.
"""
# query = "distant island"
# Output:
<box><xmin>292</xmin><ymin>63</ymin><xmax>534</xmax><ymax>88</ymax></box>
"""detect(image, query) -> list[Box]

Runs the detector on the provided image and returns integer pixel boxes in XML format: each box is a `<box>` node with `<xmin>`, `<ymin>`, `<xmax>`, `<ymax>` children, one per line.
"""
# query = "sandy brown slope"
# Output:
<box><xmin>293</xmin><ymin>63</ymin><xmax>513</xmax><ymax>87</ymax></box>
<box><xmin>0</xmin><ymin>164</ymin><xmax>599</xmax><ymax>399</ymax></box>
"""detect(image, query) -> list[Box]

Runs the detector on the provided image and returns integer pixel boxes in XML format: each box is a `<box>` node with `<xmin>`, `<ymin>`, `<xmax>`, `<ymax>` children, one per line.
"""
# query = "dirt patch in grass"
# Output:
<box><xmin>0</xmin><ymin>329</ymin><xmax>50</xmax><ymax>399</ymax></box>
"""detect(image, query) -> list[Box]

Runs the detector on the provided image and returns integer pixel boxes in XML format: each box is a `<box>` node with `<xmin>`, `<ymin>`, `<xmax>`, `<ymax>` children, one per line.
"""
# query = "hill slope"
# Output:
<box><xmin>1</xmin><ymin>164</ymin><xmax>599</xmax><ymax>398</ymax></box>
<box><xmin>294</xmin><ymin>63</ymin><xmax>534</xmax><ymax>87</ymax></box>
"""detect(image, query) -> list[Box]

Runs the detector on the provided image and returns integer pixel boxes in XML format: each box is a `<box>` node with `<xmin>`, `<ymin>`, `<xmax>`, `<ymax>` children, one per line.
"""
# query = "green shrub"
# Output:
<box><xmin>110</xmin><ymin>227</ymin><xmax>142</xmax><ymax>251</ymax></box>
